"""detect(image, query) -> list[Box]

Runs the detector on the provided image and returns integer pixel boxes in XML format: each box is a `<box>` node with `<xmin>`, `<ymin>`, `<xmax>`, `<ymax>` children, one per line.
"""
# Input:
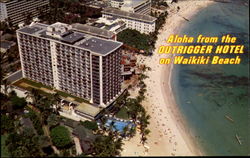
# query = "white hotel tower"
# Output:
<box><xmin>16</xmin><ymin>22</ymin><xmax>123</xmax><ymax>107</ymax></box>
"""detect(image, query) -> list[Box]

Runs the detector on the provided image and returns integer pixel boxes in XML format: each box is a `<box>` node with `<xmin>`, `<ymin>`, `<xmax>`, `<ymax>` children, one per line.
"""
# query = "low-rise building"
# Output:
<box><xmin>102</xmin><ymin>7</ymin><xmax>156</xmax><ymax>34</ymax></box>
<box><xmin>72</xmin><ymin>125</ymin><xmax>96</xmax><ymax>154</ymax></box>
<box><xmin>110</xmin><ymin>0</ymin><xmax>151</xmax><ymax>15</ymax></box>
<box><xmin>0</xmin><ymin>40</ymin><xmax>16</xmax><ymax>53</ymax></box>
<box><xmin>109</xmin><ymin>0</ymin><xmax>124</xmax><ymax>8</ymax></box>
<box><xmin>93</xmin><ymin>17</ymin><xmax>127</xmax><ymax>35</ymax></box>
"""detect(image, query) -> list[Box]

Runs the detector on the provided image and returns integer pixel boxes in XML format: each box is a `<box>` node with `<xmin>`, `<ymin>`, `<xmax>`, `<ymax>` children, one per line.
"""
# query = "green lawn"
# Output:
<box><xmin>1</xmin><ymin>134</ymin><xmax>10</xmax><ymax>157</ymax></box>
<box><xmin>116</xmin><ymin>106</ymin><xmax>130</xmax><ymax>120</ymax></box>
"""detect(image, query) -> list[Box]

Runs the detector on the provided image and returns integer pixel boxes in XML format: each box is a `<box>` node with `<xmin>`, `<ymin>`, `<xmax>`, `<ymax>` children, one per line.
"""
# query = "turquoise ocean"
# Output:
<box><xmin>171</xmin><ymin>0</ymin><xmax>249</xmax><ymax>156</ymax></box>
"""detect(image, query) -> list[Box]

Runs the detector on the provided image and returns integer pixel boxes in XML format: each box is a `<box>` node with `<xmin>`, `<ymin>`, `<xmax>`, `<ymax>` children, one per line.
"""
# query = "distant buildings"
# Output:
<box><xmin>0</xmin><ymin>0</ymin><xmax>49</xmax><ymax>25</ymax></box>
<box><xmin>16</xmin><ymin>22</ymin><xmax>123</xmax><ymax>107</ymax></box>
<box><xmin>0</xmin><ymin>40</ymin><xmax>16</xmax><ymax>53</ymax></box>
<box><xmin>109</xmin><ymin>0</ymin><xmax>124</xmax><ymax>8</ymax></box>
<box><xmin>110</xmin><ymin>0</ymin><xmax>151</xmax><ymax>15</ymax></box>
<box><xmin>102</xmin><ymin>7</ymin><xmax>156</xmax><ymax>34</ymax></box>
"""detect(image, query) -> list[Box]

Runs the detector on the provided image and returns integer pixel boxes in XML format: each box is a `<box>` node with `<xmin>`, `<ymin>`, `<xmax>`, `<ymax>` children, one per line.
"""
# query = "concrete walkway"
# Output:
<box><xmin>73</xmin><ymin>137</ymin><xmax>83</xmax><ymax>155</ymax></box>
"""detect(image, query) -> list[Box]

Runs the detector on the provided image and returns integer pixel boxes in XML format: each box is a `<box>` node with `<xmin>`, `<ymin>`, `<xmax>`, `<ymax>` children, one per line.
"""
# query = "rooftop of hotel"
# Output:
<box><xmin>17</xmin><ymin>22</ymin><xmax>123</xmax><ymax>56</ymax></box>
<box><xmin>102</xmin><ymin>7</ymin><xmax>156</xmax><ymax>23</ymax></box>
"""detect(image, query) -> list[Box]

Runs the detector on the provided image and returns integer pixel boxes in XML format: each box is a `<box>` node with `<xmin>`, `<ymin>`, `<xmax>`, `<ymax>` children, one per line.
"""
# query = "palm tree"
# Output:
<box><xmin>51</xmin><ymin>93</ymin><xmax>61</xmax><ymax>114</ymax></box>
<box><xmin>141</xmin><ymin>129</ymin><xmax>150</xmax><ymax>145</ymax></box>
<box><xmin>25</xmin><ymin>88</ymin><xmax>40</xmax><ymax>105</ymax></box>
<box><xmin>122</xmin><ymin>125</ymin><xmax>129</xmax><ymax>138</ymax></box>
<box><xmin>92</xmin><ymin>135</ymin><xmax>124</xmax><ymax>157</ymax></box>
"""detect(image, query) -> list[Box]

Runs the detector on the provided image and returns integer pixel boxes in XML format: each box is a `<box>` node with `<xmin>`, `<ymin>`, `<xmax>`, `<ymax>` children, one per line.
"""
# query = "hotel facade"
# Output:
<box><xmin>16</xmin><ymin>22</ymin><xmax>123</xmax><ymax>107</ymax></box>
<box><xmin>0</xmin><ymin>0</ymin><xmax>49</xmax><ymax>25</ymax></box>
<box><xmin>102</xmin><ymin>7</ymin><xmax>156</xmax><ymax>34</ymax></box>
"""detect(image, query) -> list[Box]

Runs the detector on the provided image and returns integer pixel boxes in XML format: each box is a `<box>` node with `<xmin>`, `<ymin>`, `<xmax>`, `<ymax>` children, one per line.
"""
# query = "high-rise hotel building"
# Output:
<box><xmin>0</xmin><ymin>0</ymin><xmax>49</xmax><ymax>25</ymax></box>
<box><xmin>16</xmin><ymin>22</ymin><xmax>123</xmax><ymax>107</ymax></box>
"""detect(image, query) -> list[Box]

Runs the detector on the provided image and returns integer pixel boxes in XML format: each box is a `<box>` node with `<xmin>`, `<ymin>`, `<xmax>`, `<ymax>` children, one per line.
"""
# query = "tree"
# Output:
<box><xmin>51</xmin><ymin>93</ymin><xmax>61</xmax><ymax>114</ymax></box>
<box><xmin>1</xmin><ymin>114</ymin><xmax>15</xmax><ymax>134</ymax></box>
<box><xmin>25</xmin><ymin>88</ymin><xmax>40</xmax><ymax>105</ymax></box>
<box><xmin>10</xmin><ymin>95</ymin><xmax>27</xmax><ymax>109</ymax></box>
<box><xmin>47</xmin><ymin>114</ymin><xmax>60</xmax><ymax>129</ymax></box>
<box><xmin>50</xmin><ymin>126</ymin><xmax>72</xmax><ymax>149</ymax></box>
<box><xmin>117</xmin><ymin>29</ymin><xmax>151</xmax><ymax>51</ymax></box>
<box><xmin>25</xmin><ymin>109</ymin><xmax>44</xmax><ymax>135</ymax></box>
<box><xmin>80</xmin><ymin>120</ymin><xmax>98</xmax><ymax>131</ymax></box>
<box><xmin>92</xmin><ymin>135</ymin><xmax>123</xmax><ymax>157</ymax></box>
<box><xmin>2</xmin><ymin>79</ymin><xmax>10</xmax><ymax>95</ymax></box>
<box><xmin>6</xmin><ymin>131</ymin><xmax>46</xmax><ymax>157</ymax></box>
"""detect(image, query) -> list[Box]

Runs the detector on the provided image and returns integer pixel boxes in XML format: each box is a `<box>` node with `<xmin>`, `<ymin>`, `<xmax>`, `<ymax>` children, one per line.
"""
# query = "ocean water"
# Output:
<box><xmin>171</xmin><ymin>1</ymin><xmax>249</xmax><ymax>156</ymax></box>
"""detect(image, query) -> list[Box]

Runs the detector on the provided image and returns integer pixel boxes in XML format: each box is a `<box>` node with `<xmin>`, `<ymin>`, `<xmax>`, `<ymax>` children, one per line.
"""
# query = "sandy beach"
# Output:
<box><xmin>121</xmin><ymin>0</ymin><xmax>214</xmax><ymax>156</ymax></box>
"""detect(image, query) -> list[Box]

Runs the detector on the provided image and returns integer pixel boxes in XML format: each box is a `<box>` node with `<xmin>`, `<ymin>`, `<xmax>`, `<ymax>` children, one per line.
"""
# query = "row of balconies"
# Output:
<box><xmin>25</xmin><ymin>70</ymin><xmax>52</xmax><ymax>77</ymax></box>
<box><xmin>24</xmin><ymin>65</ymin><xmax>52</xmax><ymax>71</ymax></box>
<box><xmin>60</xmin><ymin>82</ymin><xmax>91</xmax><ymax>90</ymax></box>
<box><xmin>57</xmin><ymin>60</ymin><xmax>90</xmax><ymax>66</ymax></box>
<box><xmin>20</xmin><ymin>39</ymin><xmax>50</xmax><ymax>46</ymax></box>
<box><xmin>23</xmin><ymin>57</ymin><xmax>51</xmax><ymax>64</ymax></box>
<box><xmin>61</xmin><ymin>86</ymin><xmax>91</xmax><ymax>94</ymax></box>
<box><xmin>57</xmin><ymin>58</ymin><xmax>89</xmax><ymax>63</ymax></box>
<box><xmin>26</xmin><ymin>76</ymin><xmax>52</xmax><ymax>85</ymax></box>
<box><xmin>57</xmin><ymin>54</ymin><xmax>89</xmax><ymax>58</ymax></box>
<box><xmin>58</xmin><ymin>76</ymin><xmax>90</xmax><ymax>83</ymax></box>
<box><xmin>103</xmin><ymin>85</ymin><xmax>121</xmax><ymax>92</ymax></box>
<box><xmin>21</xmin><ymin>48</ymin><xmax>50</xmax><ymax>54</ymax></box>
<box><xmin>57</xmin><ymin>67</ymin><xmax>90</xmax><ymax>73</ymax></box>
<box><xmin>57</xmin><ymin>68</ymin><xmax>90</xmax><ymax>75</ymax></box>
<box><xmin>103</xmin><ymin>80</ymin><xmax>120</xmax><ymax>87</ymax></box>
<box><xmin>60</xmin><ymin>87</ymin><xmax>90</xmax><ymax>98</ymax></box>
<box><xmin>19</xmin><ymin>36</ymin><xmax>48</xmax><ymax>42</ymax></box>
<box><xmin>24</xmin><ymin>70</ymin><xmax>52</xmax><ymax>76</ymax></box>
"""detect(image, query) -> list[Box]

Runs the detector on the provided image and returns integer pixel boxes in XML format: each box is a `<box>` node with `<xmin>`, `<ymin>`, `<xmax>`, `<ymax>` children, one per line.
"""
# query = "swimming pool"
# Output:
<box><xmin>105</xmin><ymin>119</ymin><xmax>135</xmax><ymax>133</ymax></box>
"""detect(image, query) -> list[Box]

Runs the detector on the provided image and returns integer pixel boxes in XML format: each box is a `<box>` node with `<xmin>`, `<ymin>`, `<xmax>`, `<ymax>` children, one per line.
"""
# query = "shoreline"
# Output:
<box><xmin>121</xmin><ymin>0</ymin><xmax>215</xmax><ymax>156</ymax></box>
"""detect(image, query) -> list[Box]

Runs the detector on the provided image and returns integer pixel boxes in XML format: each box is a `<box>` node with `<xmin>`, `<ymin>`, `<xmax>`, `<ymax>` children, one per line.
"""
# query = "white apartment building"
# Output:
<box><xmin>109</xmin><ymin>0</ymin><xmax>124</xmax><ymax>8</ymax></box>
<box><xmin>16</xmin><ymin>22</ymin><xmax>123</xmax><ymax>108</ymax></box>
<box><xmin>93</xmin><ymin>17</ymin><xmax>127</xmax><ymax>35</ymax></box>
<box><xmin>102</xmin><ymin>7</ymin><xmax>156</xmax><ymax>34</ymax></box>
<box><xmin>110</xmin><ymin>0</ymin><xmax>151</xmax><ymax>15</ymax></box>
<box><xmin>0</xmin><ymin>0</ymin><xmax>49</xmax><ymax>25</ymax></box>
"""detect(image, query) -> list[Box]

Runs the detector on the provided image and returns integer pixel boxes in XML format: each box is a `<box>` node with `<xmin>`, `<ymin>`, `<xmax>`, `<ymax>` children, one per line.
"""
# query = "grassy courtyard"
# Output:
<box><xmin>115</xmin><ymin>106</ymin><xmax>130</xmax><ymax>120</ymax></box>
